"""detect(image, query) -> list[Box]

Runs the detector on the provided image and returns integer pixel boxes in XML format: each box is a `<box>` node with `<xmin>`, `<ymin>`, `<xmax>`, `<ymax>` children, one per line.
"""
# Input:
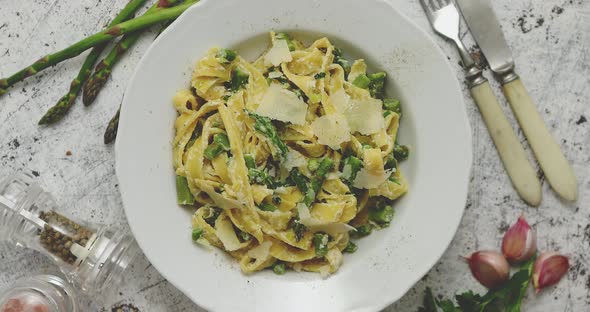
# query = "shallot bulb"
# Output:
<box><xmin>466</xmin><ymin>250</ymin><xmax>510</xmax><ymax>289</ymax></box>
<box><xmin>532</xmin><ymin>252</ymin><xmax>569</xmax><ymax>293</ymax></box>
<box><xmin>501</xmin><ymin>215</ymin><xmax>537</xmax><ymax>263</ymax></box>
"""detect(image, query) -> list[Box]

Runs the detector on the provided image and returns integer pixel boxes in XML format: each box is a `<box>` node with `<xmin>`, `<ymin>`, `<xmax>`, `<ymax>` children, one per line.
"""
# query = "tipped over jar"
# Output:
<box><xmin>0</xmin><ymin>172</ymin><xmax>140</xmax><ymax>299</ymax></box>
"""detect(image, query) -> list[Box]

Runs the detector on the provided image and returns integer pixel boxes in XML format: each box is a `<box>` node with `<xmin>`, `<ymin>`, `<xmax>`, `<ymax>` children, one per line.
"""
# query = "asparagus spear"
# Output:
<box><xmin>104</xmin><ymin>106</ymin><xmax>121</xmax><ymax>144</ymax></box>
<box><xmin>0</xmin><ymin>0</ymin><xmax>199</xmax><ymax>97</ymax></box>
<box><xmin>83</xmin><ymin>0</ymin><xmax>183</xmax><ymax>106</ymax></box>
<box><xmin>37</xmin><ymin>0</ymin><xmax>148</xmax><ymax>125</ymax></box>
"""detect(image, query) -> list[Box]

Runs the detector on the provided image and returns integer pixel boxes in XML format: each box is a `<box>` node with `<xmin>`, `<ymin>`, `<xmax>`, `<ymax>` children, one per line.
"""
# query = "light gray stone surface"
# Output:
<box><xmin>0</xmin><ymin>0</ymin><xmax>588</xmax><ymax>311</ymax></box>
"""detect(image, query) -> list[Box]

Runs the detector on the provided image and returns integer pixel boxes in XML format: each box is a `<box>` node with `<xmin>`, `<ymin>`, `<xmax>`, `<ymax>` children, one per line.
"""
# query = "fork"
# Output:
<box><xmin>420</xmin><ymin>0</ymin><xmax>542</xmax><ymax>206</ymax></box>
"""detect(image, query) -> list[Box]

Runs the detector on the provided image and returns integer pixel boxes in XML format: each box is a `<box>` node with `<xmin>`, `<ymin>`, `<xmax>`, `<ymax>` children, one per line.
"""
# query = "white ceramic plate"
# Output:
<box><xmin>116</xmin><ymin>0</ymin><xmax>472</xmax><ymax>311</ymax></box>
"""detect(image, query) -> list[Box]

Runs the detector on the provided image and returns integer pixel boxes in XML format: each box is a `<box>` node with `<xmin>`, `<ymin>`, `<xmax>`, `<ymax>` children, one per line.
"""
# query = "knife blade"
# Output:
<box><xmin>456</xmin><ymin>0</ymin><xmax>578</xmax><ymax>201</ymax></box>
<box><xmin>455</xmin><ymin>0</ymin><xmax>517</xmax><ymax>83</ymax></box>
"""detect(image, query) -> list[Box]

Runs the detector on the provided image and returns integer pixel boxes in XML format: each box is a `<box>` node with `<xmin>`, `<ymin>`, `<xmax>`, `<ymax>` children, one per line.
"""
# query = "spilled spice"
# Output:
<box><xmin>112</xmin><ymin>303</ymin><xmax>140</xmax><ymax>312</ymax></box>
<box><xmin>552</xmin><ymin>6</ymin><xmax>564</xmax><ymax>15</ymax></box>
<box><xmin>469</xmin><ymin>45</ymin><xmax>489</xmax><ymax>70</ymax></box>
<box><xmin>514</xmin><ymin>10</ymin><xmax>545</xmax><ymax>34</ymax></box>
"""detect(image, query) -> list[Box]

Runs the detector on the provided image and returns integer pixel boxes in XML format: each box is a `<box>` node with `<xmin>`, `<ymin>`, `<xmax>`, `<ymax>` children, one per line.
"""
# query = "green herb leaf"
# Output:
<box><xmin>248</xmin><ymin>168</ymin><xmax>274</xmax><ymax>188</ymax></box>
<box><xmin>343</xmin><ymin>241</ymin><xmax>358</xmax><ymax>253</ymax></box>
<box><xmin>352</xmin><ymin>224</ymin><xmax>372</xmax><ymax>237</ymax></box>
<box><xmin>248</xmin><ymin>112</ymin><xmax>289</xmax><ymax>156</ymax></box>
<box><xmin>417</xmin><ymin>287</ymin><xmax>439</xmax><ymax>312</ymax></box>
<box><xmin>291</xmin><ymin>218</ymin><xmax>307</xmax><ymax>241</ymax></box>
<box><xmin>229</xmin><ymin>68</ymin><xmax>249</xmax><ymax>91</ymax></box>
<box><xmin>308</xmin><ymin>158</ymin><xmax>320</xmax><ymax>172</ymax></box>
<box><xmin>313</xmin><ymin>232</ymin><xmax>329</xmax><ymax>257</ymax></box>
<box><xmin>418</xmin><ymin>256</ymin><xmax>537</xmax><ymax>312</ymax></box>
<box><xmin>203</xmin><ymin>207</ymin><xmax>222</xmax><ymax>227</ymax></box>
<box><xmin>332</xmin><ymin>47</ymin><xmax>351</xmax><ymax>76</ymax></box>
<box><xmin>316</xmin><ymin>158</ymin><xmax>334</xmax><ymax>178</ymax></box>
<box><xmin>394</xmin><ymin>143</ymin><xmax>409</xmax><ymax>161</ymax></box>
<box><xmin>236</xmin><ymin>228</ymin><xmax>252</xmax><ymax>242</ymax></box>
<box><xmin>258</xmin><ymin>203</ymin><xmax>278</xmax><ymax>212</ymax></box>
<box><xmin>216</xmin><ymin>48</ymin><xmax>237</xmax><ymax>64</ymax></box>
<box><xmin>341</xmin><ymin>155</ymin><xmax>363</xmax><ymax>183</ymax></box>
<box><xmin>314</xmin><ymin>72</ymin><xmax>326</xmax><ymax>79</ymax></box>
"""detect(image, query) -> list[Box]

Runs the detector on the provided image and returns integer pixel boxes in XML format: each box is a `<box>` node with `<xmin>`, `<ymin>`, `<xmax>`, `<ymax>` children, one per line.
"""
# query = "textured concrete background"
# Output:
<box><xmin>0</xmin><ymin>0</ymin><xmax>588</xmax><ymax>311</ymax></box>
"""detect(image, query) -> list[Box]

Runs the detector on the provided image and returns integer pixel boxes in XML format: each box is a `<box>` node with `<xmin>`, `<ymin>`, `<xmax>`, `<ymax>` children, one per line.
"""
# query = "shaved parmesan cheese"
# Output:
<box><xmin>215</xmin><ymin>216</ymin><xmax>242</xmax><ymax>251</ymax></box>
<box><xmin>283</xmin><ymin>148</ymin><xmax>307</xmax><ymax>170</ymax></box>
<box><xmin>264</xmin><ymin>39</ymin><xmax>293</xmax><ymax>67</ymax></box>
<box><xmin>194</xmin><ymin>179</ymin><xmax>243</xmax><ymax>209</ymax></box>
<box><xmin>319</xmin><ymin>265</ymin><xmax>331</xmax><ymax>278</ymax></box>
<box><xmin>326</xmin><ymin>249</ymin><xmax>343</xmax><ymax>270</ymax></box>
<box><xmin>268</xmin><ymin>71</ymin><xmax>284</xmax><ymax>79</ymax></box>
<box><xmin>352</xmin><ymin>168</ymin><xmax>394</xmax><ymax>189</ymax></box>
<box><xmin>297</xmin><ymin>203</ymin><xmax>356</xmax><ymax>236</ymax></box>
<box><xmin>247</xmin><ymin>241</ymin><xmax>272</xmax><ymax>260</ymax></box>
<box><xmin>329</xmin><ymin>89</ymin><xmax>384</xmax><ymax>135</ymax></box>
<box><xmin>255</xmin><ymin>83</ymin><xmax>307</xmax><ymax>125</ymax></box>
<box><xmin>311</xmin><ymin>113</ymin><xmax>351</xmax><ymax>149</ymax></box>
<box><xmin>325</xmin><ymin>172</ymin><xmax>341</xmax><ymax>180</ymax></box>
<box><xmin>297</xmin><ymin>203</ymin><xmax>312</xmax><ymax>221</ymax></box>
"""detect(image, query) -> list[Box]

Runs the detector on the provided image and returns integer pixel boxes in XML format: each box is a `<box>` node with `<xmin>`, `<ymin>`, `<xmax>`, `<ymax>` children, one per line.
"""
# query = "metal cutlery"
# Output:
<box><xmin>456</xmin><ymin>0</ymin><xmax>577</xmax><ymax>201</ymax></box>
<box><xmin>419</xmin><ymin>0</ymin><xmax>542</xmax><ymax>206</ymax></box>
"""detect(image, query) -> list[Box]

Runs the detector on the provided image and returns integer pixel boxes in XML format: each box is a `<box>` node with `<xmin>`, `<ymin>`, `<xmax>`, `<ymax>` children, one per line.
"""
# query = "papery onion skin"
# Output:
<box><xmin>466</xmin><ymin>250</ymin><xmax>510</xmax><ymax>289</ymax></box>
<box><xmin>532</xmin><ymin>252</ymin><xmax>569</xmax><ymax>293</ymax></box>
<box><xmin>501</xmin><ymin>215</ymin><xmax>537</xmax><ymax>263</ymax></box>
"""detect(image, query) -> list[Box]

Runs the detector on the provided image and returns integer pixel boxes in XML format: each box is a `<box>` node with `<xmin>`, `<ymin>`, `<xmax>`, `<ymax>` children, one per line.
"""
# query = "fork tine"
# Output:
<box><xmin>420</xmin><ymin>0</ymin><xmax>438</xmax><ymax>14</ymax></box>
<box><xmin>418</xmin><ymin>0</ymin><xmax>433</xmax><ymax>18</ymax></box>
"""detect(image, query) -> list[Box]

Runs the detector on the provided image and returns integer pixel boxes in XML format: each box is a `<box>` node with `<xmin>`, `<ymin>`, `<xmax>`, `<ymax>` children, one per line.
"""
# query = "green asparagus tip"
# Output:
<box><xmin>38</xmin><ymin>97</ymin><xmax>71</xmax><ymax>125</ymax></box>
<box><xmin>83</xmin><ymin>75</ymin><xmax>107</xmax><ymax>106</ymax></box>
<box><xmin>192</xmin><ymin>227</ymin><xmax>203</xmax><ymax>241</ymax></box>
<box><xmin>104</xmin><ymin>108</ymin><xmax>121</xmax><ymax>144</ymax></box>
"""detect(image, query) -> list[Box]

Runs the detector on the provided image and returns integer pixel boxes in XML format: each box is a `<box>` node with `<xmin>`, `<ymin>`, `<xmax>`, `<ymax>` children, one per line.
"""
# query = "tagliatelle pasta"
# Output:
<box><xmin>173</xmin><ymin>32</ymin><xmax>409</xmax><ymax>276</ymax></box>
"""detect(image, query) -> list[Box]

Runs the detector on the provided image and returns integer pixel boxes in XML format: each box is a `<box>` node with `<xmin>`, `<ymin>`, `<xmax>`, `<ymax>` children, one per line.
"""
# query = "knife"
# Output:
<box><xmin>456</xmin><ymin>0</ymin><xmax>578</xmax><ymax>201</ymax></box>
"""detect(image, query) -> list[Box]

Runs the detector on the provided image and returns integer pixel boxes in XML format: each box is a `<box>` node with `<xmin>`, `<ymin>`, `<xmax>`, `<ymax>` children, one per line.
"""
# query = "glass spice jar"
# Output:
<box><xmin>0</xmin><ymin>172</ymin><xmax>141</xmax><ymax>298</ymax></box>
<box><xmin>0</xmin><ymin>274</ymin><xmax>77</xmax><ymax>312</ymax></box>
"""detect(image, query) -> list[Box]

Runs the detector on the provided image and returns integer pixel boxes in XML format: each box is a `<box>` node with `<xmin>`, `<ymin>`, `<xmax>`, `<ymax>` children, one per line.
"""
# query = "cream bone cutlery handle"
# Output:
<box><xmin>502</xmin><ymin>77</ymin><xmax>577</xmax><ymax>201</ymax></box>
<box><xmin>468</xmin><ymin>74</ymin><xmax>542</xmax><ymax>206</ymax></box>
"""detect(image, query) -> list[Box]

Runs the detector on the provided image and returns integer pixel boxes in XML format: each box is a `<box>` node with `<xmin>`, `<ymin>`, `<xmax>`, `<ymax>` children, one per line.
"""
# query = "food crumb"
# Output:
<box><xmin>111</xmin><ymin>303</ymin><xmax>140</xmax><ymax>312</ymax></box>
<box><xmin>65</xmin><ymin>150</ymin><xmax>72</xmax><ymax>156</ymax></box>
<box><xmin>552</xmin><ymin>6</ymin><xmax>564</xmax><ymax>15</ymax></box>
